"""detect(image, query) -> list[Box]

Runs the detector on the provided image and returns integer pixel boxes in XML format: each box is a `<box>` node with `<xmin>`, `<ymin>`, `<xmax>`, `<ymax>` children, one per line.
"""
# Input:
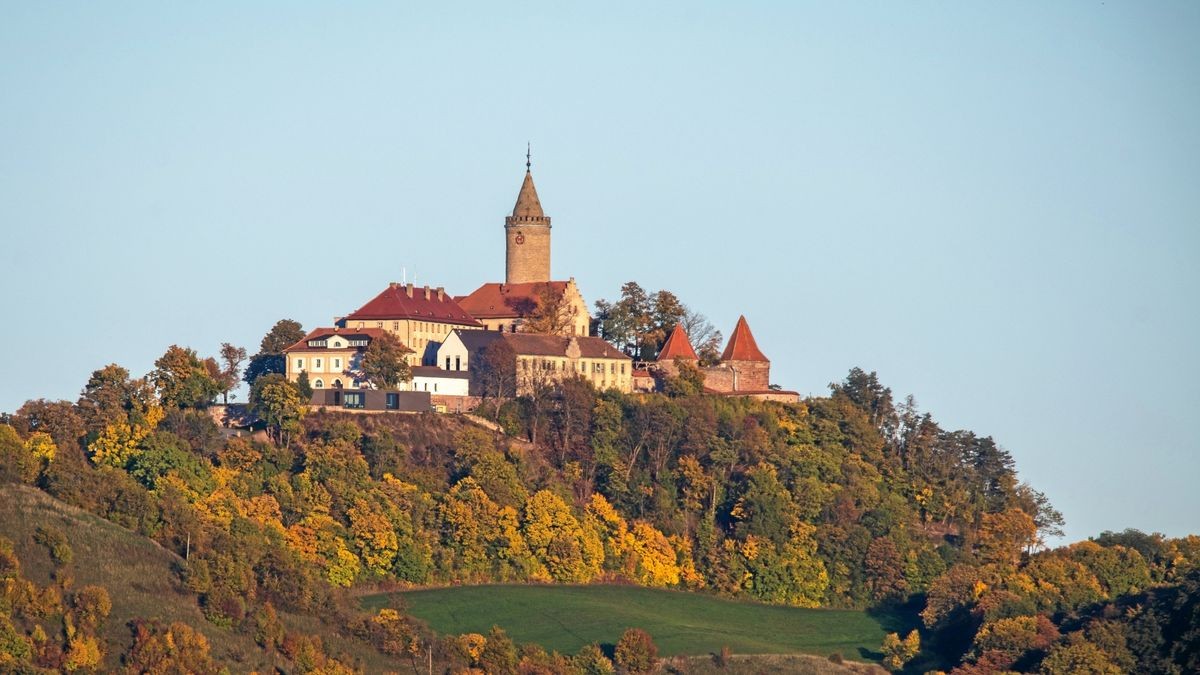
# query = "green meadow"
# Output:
<box><xmin>363</xmin><ymin>584</ymin><xmax>909</xmax><ymax>662</ymax></box>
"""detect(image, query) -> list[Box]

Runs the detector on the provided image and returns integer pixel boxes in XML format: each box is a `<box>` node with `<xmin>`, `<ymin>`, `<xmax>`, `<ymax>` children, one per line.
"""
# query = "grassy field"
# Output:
<box><xmin>364</xmin><ymin>584</ymin><xmax>907</xmax><ymax>662</ymax></box>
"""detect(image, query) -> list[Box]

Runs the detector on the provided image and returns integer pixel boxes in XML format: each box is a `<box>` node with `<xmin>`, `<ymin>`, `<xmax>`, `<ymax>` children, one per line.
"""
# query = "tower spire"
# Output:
<box><xmin>526</xmin><ymin>142</ymin><xmax>531</xmax><ymax>172</ymax></box>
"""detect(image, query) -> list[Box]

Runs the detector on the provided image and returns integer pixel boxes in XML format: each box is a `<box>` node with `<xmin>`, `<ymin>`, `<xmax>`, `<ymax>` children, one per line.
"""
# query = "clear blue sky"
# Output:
<box><xmin>1</xmin><ymin>3</ymin><xmax>1197</xmax><ymax>543</ymax></box>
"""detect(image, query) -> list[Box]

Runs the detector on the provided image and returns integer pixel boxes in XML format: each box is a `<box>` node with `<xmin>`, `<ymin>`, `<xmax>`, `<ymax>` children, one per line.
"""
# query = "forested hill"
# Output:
<box><xmin>1</xmin><ymin>360</ymin><xmax>1197</xmax><ymax>672</ymax></box>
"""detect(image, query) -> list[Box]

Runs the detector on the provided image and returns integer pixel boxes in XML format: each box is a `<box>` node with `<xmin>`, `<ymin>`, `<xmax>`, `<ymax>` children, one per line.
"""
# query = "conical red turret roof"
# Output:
<box><xmin>658</xmin><ymin>324</ymin><xmax>699</xmax><ymax>361</ymax></box>
<box><xmin>720</xmin><ymin>315</ymin><xmax>769</xmax><ymax>362</ymax></box>
<box><xmin>512</xmin><ymin>170</ymin><xmax>545</xmax><ymax>218</ymax></box>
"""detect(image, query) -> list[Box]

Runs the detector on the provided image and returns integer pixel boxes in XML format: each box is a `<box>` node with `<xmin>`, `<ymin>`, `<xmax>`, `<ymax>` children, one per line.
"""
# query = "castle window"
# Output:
<box><xmin>333</xmin><ymin>358</ymin><xmax>342</xmax><ymax>370</ymax></box>
<box><xmin>393</xmin><ymin>321</ymin><xmax>399</xmax><ymax>331</ymax></box>
<box><xmin>295</xmin><ymin>358</ymin><xmax>305</xmax><ymax>370</ymax></box>
<box><xmin>621</xmin><ymin>364</ymin><xmax>626</xmax><ymax>374</ymax></box>
<box><xmin>343</xmin><ymin>392</ymin><xmax>364</xmax><ymax>409</ymax></box>
<box><xmin>314</xmin><ymin>358</ymin><xmax>322</xmax><ymax>370</ymax></box>
<box><xmin>314</xmin><ymin>379</ymin><xmax>324</xmax><ymax>389</ymax></box>
<box><xmin>455</xmin><ymin>356</ymin><xmax>461</xmax><ymax>370</ymax></box>
<box><xmin>386</xmin><ymin>393</ymin><xmax>399</xmax><ymax>409</ymax></box>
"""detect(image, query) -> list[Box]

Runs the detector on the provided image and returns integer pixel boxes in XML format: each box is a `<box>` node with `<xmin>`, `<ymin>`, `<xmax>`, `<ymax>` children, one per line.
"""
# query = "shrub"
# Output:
<box><xmin>34</xmin><ymin>525</ymin><xmax>73</xmax><ymax>567</ymax></box>
<box><xmin>615</xmin><ymin>628</ymin><xmax>658</xmax><ymax>674</ymax></box>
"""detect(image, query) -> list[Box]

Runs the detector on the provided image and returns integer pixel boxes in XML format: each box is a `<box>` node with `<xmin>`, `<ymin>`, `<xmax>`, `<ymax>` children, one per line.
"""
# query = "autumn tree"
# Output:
<box><xmin>123</xmin><ymin>619</ymin><xmax>221</xmax><ymax>674</ymax></box>
<box><xmin>77</xmin><ymin>364</ymin><xmax>155</xmax><ymax>437</ymax></box>
<box><xmin>880</xmin><ymin>630</ymin><xmax>920</xmax><ymax>671</ymax></box>
<box><xmin>680</xmin><ymin>307</ymin><xmax>722</xmax><ymax>365</ymax></box>
<box><xmin>360</xmin><ymin>332</ymin><xmax>412</xmax><ymax>389</ymax></box>
<box><xmin>864</xmin><ymin>537</ymin><xmax>908</xmax><ymax>603</ymax></box>
<box><xmin>1039</xmin><ymin>634</ymin><xmax>1122</xmax><ymax>675</ymax></box>
<box><xmin>244</xmin><ymin>319</ymin><xmax>305</xmax><ymax>386</ymax></box>
<box><xmin>523</xmin><ymin>283</ymin><xmax>580</xmax><ymax>335</ymax></box>
<box><xmin>217</xmin><ymin>343</ymin><xmax>247</xmax><ymax>403</ymax></box>
<box><xmin>473</xmin><ymin>339</ymin><xmax>517</xmax><ymax>418</ymax></box>
<box><xmin>10</xmin><ymin>398</ymin><xmax>86</xmax><ymax>454</ymax></box>
<box><xmin>151</xmin><ymin>345</ymin><xmax>221</xmax><ymax>409</ymax></box>
<box><xmin>522</xmin><ymin>490</ymin><xmax>603</xmax><ymax>582</ymax></box>
<box><xmin>477</xmin><ymin>625</ymin><xmax>519</xmax><ymax>675</ymax></box>
<box><xmin>614</xmin><ymin>628</ymin><xmax>658</xmax><ymax>674</ymax></box>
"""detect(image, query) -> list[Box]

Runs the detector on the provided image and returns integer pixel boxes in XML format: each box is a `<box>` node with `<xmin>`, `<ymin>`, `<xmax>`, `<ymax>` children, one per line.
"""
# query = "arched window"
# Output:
<box><xmin>314</xmin><ymin>379</ymin><xmax>324</xmax><ymax>389</ymax></box>
<box><xmin>333</xmin><ymin>379</ymin><xmax>343</xmax><ymax>389</ymax></box>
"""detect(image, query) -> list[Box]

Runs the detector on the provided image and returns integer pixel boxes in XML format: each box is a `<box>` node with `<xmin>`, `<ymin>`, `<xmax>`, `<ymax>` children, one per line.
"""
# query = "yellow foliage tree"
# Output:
<box><xmin>88</xmin><ymin>404</ymin><xmax>163</xmax><ymax>468</ymax></box>
<box><xmin>880</xmin><ymin>630</ymin><xmax>920</xmax><ymax>671</ymax></box>
<box><xmin>24</xmin><ymin>431</ymin><xmax>56</xmax><ymax>464</ymax></box>
<box><xmin>522</xmin><ymin>490</ymin><xmax>603</xmax><ymax>583</ymax></box>
<box><xmin>349</xmin><ymin>498</ymin><xmax>399</xmax><ymax>576</ymax></box>
<box><xmin>627</xmin><ymin>521</ymin><xmax>681</xmax><ymax>587</ymax></box>
<box><xmin>327</xmin><ymin>543</ymin><xmax>361</xmax><ymax>587</ymax></box>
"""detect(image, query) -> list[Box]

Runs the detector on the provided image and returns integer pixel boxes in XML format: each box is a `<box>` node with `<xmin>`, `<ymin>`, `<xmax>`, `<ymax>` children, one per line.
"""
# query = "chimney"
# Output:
<box><xmin>424</xmin><ymin>285</ymin><xmax>431</xmax><ymax>300</ymax></box>
<box><xmin>436</xmin><ymin>286</ymin><xmax>445</xmax><ymax>301</ymax></box>
<box><xmin>405</xmin><ymin>283</ymin><xmax>414</xmax><ymax>298</ymax></box>
<box><xmin>389</xmin><ymin>281</ymin><xmax>399</xmax><ymax>289</ymax></box>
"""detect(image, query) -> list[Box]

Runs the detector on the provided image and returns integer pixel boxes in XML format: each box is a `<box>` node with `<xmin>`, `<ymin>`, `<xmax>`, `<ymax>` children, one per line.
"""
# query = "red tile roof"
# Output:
<box><xmin>343</xmin><ymin>283</ymin><xmax>481</xmax><ymax>327</ymax></box>
<box><xmin>720</xmin><ymin>316</ymin><xmax>769</xmax><ymax>362</ymax></box>
<box><xmin>457</xmin><ymin>281</ymin><xmax>570</xmax><ymax>319</ymax></box>
<box><xmin>657</xmin><ymin>324</ymin><xmax>699</xmax><ymax>361</ymax></box>
<box><xmin>283</xmin><ymin>327</ymin><xmax>390</xmax><ymax>353</ymax></box>
<box><xmin>503</xmin><ymin>333</ymin><xmax>630</xmax><ymax>360</ymax></box>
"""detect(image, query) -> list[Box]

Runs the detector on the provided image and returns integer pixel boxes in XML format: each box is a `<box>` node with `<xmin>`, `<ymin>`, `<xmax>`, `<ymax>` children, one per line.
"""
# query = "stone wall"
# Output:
<box><xmin>701</xmin><ymin>360</ymin><xmax>771</xmax><ymax>392</ymax></box>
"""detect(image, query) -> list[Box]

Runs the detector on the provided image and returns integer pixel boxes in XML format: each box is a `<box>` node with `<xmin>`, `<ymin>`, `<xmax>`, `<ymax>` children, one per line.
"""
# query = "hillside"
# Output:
<box><xmin>2</xmin><ymin>359</ymin><xmax>1198</xmax><ymax>673</ymax></box>
<box><xmin>0</xmin><ymin>484</ymin><xmax>403</xmax><ymax>672</ymax></box>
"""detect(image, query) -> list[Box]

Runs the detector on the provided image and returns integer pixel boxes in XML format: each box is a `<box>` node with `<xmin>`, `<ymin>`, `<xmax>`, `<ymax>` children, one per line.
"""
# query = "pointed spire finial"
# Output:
<box><xmin>526</xmin><ymin>142</ymin><xmax>531</xmax><ymax>172</ymax></box>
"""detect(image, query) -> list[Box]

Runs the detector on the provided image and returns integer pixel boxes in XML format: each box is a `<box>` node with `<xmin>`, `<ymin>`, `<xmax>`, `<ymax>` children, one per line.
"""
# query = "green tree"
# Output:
<box><xmin>249</xmin><ymin>374</ymin><xmax>307</xmax><ymax>446</ymax></box>
<box><xmin>360</xmin><ymin>332</ymin><xmax>412</xmax><ymax>389</ymax></box>
<box><xmin>244</xmin><ymin>319</ymin><xmax>305</xmax><ymax>386</ymax></box>
<box><xmin>663</xmin><ymin>359</ymin><xmax>706</xmax><ymax>397</ymax></box>
<box><xmin>572</xmin><ymin>643</ymin><xmax>615</xmax><ymax>674</ymax></box>
<box><xmin>731</xmin><ymin>463</ymin><xmax>797</xmax><ymax>546</ymax></box>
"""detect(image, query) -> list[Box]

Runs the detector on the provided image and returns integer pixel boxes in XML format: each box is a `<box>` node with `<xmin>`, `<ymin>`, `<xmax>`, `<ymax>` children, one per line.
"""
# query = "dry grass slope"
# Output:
<box><xmin>0</xmin><ymin>484</ymin><xmax>404</xmax><ymax>672</ymax></box>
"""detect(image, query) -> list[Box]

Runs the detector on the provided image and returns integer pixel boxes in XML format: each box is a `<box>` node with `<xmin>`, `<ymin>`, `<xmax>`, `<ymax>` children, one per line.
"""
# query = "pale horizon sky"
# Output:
<box><xmin>1</xmin><ymin>3</ymin><xmax>1197</xmax><ymax>543</ymax></box>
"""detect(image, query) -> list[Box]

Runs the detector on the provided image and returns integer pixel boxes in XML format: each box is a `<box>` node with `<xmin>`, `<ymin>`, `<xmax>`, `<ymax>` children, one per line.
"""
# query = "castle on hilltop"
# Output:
<box><xmin>283</xmin><ymin>152</ymin><xmax>797</xmax><ymax>411</ymax></box>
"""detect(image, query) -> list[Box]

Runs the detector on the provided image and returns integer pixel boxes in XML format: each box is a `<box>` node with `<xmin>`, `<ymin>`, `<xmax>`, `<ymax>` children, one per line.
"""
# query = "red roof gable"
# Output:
<box><xmin>457</xmin><ymin>281</ymin><xmax>570</xmax><ymax>319</ymax></box>
<box><xmin>721</xmin><ymin>316</ymin><xmax>769</xmax><ymax>362</ymax></box>
<box><xmin>343</xmin><ymin>283</ymin><xmax>481</xmax><ymax>327</ymax></box>
<box><xmin>658</xmin><ymin>324</ymin><xmax>699</xmax><ymax>361</ymax></box>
